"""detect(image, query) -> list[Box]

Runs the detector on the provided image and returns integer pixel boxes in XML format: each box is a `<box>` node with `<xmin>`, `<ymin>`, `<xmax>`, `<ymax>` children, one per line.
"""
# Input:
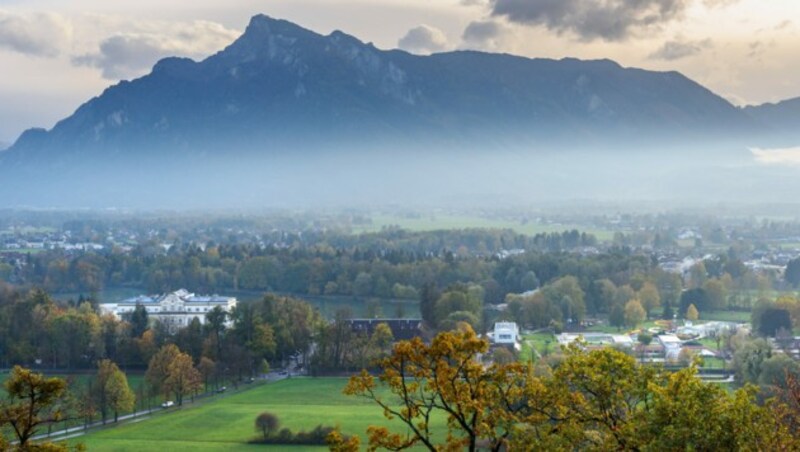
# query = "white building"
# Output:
<box><xmin>492</xmin><ymin>322</ymin><xmax>520</xmax><ymax>345</ymax></box>
<box><xmin>100</xmin><ymin>289</ymin><xmax>237</xmax><ymax>332</ymax></box>
<box><xmin>557</xmin><ymin>332</ymin><xmax>634</xmax><ymax>349</ymax></box>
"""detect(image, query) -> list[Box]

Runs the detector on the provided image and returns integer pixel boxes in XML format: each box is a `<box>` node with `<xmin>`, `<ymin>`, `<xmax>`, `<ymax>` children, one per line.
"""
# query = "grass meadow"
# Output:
<box><xmin>71</xmin><ymin>377</ymin><xmax>444</xmax><ymax>451</ymax></box>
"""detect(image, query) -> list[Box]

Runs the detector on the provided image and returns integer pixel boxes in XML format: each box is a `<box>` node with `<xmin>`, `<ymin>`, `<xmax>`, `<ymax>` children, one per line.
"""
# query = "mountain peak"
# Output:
<box><xmin>242</xmin><ymin>14</ymin><xmax>318</xmax><ymax>40</ymax></box>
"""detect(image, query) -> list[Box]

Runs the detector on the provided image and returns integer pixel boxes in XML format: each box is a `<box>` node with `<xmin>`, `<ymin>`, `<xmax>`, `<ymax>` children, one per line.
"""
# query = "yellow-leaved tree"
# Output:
<box><xmin>330</xmin><ymin>329</ymin><xmax>798</xmax><ymax>451</ymax></box>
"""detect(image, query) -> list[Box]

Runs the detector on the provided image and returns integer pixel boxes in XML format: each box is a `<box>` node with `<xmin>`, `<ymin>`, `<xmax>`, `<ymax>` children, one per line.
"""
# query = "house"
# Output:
<box><xmin>346</xmin><ymin>319</ymin><xmax>423</xmax><ymax>341</ymax></box>
<box><xmin>491</xmin><ymin>322</ymin><xmax>520</xmax><ymax>345</ymax></box>
<box><xmin>99</xmin><ymin>289</ymin><xmax>237</xmax><ymax>332</ymax></box>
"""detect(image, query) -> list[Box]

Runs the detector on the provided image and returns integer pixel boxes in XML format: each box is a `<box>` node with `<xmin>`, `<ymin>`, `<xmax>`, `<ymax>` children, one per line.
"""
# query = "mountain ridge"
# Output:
<box><xmin>2</xmin><ymin>14</ymin><xmax>773</xmax><ymax>162</ymax></box>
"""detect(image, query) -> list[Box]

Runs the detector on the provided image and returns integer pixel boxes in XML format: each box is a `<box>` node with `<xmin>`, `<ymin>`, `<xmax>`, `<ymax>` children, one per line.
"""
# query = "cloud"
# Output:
<box><xmin>0</xmin><ymin>11</ymin><xmax>72</xmax><ymax>57</ymax></box>
<box><xmin>491</xmin><ymin>0</ymin><xmax>694</xmax><ymax>41</ymax></box>
<box><xmin>461</xmin><ymin>20</ymin><xmax>510</xmax><ymax>51</ymax></box>
<box><xmin>751</xmin><ymin>147</ymin><xmax>800</xmax><ymax>166</ymax></box>
<box><xmin>398</xmin><ymin>25</ymin><xmax>448</xmax><ymax>54</ymax></box>
<box><xmin>72</xmin><ymin>20</ymin><xmax>239</xmax><ymax>80</ymax></box>
<box><xmin>649</xmin><ymin>38</ymin><xmax>712</xmax><ymax>60</ymax></box>
<box><xmin>702</xmin><ymin>0</ymin><xmax>740</xmax><ymax>7</ymax></box>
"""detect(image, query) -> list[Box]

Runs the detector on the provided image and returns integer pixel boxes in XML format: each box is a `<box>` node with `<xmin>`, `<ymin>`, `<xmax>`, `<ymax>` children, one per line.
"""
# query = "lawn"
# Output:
<box><xmin>520</xmin><ymin>332</ymin><xmax>556</xmax><ymax>361</ymax></box>
<box><xmin>72</xmin><ymin>377</ymin><xmax>445</xmax><ymax>451</ymax></box>
<box><xmin>700</xmin><ymin>310</ymin><xmax>751</xmax><ymax>323</ymax></box>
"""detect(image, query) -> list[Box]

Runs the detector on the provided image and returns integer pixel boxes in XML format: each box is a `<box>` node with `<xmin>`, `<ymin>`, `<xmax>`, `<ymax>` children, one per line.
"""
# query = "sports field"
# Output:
<box><xmin>73</xmin><ymin>377</ymin><xmax>437</xmax><ymax>451</ymax></box>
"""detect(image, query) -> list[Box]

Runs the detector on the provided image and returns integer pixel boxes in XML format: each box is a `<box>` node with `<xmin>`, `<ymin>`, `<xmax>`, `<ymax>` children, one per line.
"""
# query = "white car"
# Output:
<box><xmin>161</xmin><ymin>401</ymin><xmax>175</xmax><ymax>408</ymax></box>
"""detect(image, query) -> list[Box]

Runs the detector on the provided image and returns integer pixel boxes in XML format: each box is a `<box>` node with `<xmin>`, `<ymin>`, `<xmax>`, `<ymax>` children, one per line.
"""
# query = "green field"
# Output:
<box><xmin>72</xmin><ymin>377</ymin><xmax>443</xmax><ymax>451</ymax></box>
<box><xmin>354</xmin><ymin>214</ymin><xmax>615</xmax><ymax>241</ymax></box>
<box><xmin>520</xmin><ymin>332</ymin><xmax>556</xmax><ymax>361</ymax></box>
<box><xmin>700</xmin><ymin>310</ymin><xmax>752</xmax><ymax>323</ymax></box>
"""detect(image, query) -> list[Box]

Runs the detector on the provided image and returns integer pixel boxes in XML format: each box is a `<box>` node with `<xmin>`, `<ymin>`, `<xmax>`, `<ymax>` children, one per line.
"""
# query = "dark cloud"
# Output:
<box><xmin>649</xmin><ymin>38</ymin><xmax>712</xmax><ymax>60</ymax></box>
<box><xmin>0</xmin><ymin>12</ymin><xmax>70</xmax><ymax>57</ymax></box>
<box><xmin>398</xmin><ymin>25</ymin><xmax>448</xmax><ymax>54</ymax></box>
<box><xmin>461</xmin><ymin>20</ymin><xmax>509</xmax><ymax>50</ymax></box>
<box><xmin>490</xmin><ymin>0</ymin><xmax>688</xmax><ymax>41</ymax></box>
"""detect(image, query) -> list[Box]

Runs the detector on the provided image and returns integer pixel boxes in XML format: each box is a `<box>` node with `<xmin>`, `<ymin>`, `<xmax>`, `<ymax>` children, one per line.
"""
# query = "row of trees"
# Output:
<box><xmin>0</xmin><ymin>344</ymin><xmax>206</xmax><ymax>450</ymax></box>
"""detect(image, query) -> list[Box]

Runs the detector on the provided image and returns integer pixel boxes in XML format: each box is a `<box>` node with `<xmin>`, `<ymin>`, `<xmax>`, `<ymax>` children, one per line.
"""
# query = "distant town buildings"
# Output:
<box><xmin>99</xmin><ymin>289</ymin><xmax>237</xmax><ymax>332</ymax></box>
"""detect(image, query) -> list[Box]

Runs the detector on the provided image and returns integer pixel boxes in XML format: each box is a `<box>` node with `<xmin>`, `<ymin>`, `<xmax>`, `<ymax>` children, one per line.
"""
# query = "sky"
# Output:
<box><xmin>0</xmin><ymin>0</ymin><xmax>798</xmax><ymax>145</ymax></box>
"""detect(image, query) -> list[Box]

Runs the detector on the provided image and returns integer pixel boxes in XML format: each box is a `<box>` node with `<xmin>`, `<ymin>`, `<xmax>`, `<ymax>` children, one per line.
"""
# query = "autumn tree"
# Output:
<box><xmin>686</xmin><ymin>303</ymin><xmax>700</xmax><ymax>321</ymax></box>
<box><xmin>166</xmin><ymin>352</ymin><xmax>202</xmax><ymax>406</ymax></box>
<box><xmin>343</xmin><ymin>326</ymin><xmax>528</xmax><ymax>451</ymax></box>
<box><xmin>638</xmin><ymin>282</ymin><xmax>661</xmax><ymax>319</ymax></box>
<box><xmin>337</xmin><ymin>331</ymin><xmax>799</xmax><ymax>451</ymax></box>
<box><xmin>624</xmin><ymin>299</ymin><xmax>646</xmax><ymax>328</ymax></box>
<box><xmin>106</xmin><ymin>365</ymin><xmax>135</xmax><ymax>422</ymax></box>
<box><xmin>0</xmin><ymin>366</ymin><xmax>70</xmax><ymax>448</ymax></box>
<box><xmin>145</xmin><ymin>344</ymin><xmax>201</xmax><ymax>406</ymax></box>
<box><xmin>93</xmin><ymin>359</ymin><xmax>135</xmax><ymax>423</ymax></box>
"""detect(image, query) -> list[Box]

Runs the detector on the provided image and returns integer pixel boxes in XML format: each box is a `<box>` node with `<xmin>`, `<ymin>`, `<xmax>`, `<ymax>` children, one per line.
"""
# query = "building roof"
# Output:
<box><xmin>117</xmin><ymin>289</ymin><xmax>235</xmax><ymax>305</ymax></box>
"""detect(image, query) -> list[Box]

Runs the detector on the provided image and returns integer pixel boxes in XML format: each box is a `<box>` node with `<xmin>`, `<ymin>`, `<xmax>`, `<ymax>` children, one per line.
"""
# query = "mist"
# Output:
<box><xmin>3</xmin><ymin>137</ymin><xmax>799</xmax><ymax>212</ymax></box>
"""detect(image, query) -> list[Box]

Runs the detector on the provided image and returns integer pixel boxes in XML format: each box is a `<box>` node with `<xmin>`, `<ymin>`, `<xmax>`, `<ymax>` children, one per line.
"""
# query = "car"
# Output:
<box><xmin>161</xmin><ymin>401</ymin><xmax>174</xmax><ymax>408</ymax></box>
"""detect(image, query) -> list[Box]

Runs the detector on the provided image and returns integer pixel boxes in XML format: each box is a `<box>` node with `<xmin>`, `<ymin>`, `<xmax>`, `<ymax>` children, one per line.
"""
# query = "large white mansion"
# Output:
<box><xmin>100</xmin><ymin>289</ymin><xmax>237</xmax><ymax>331</ymax></box>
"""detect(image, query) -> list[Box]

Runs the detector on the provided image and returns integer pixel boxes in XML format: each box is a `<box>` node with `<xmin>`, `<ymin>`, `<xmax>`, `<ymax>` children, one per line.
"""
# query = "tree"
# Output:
<box><xmin>638</xmin><ymin>282</ymin><xmax>661</xmax><ymax>319</ymax></box>
<box><xmin>759</xmin><ymin>354</ymin><xmax>800</xmax><ymax>390</ymax></box>
<box><xmin>145</xmin><ymin>344</ymin><xmax>180</xmax><ymax>400</ymax></box>
<box><xmin>757</xmin><ymin>308</ymin><xmax>792</xmax><ymax>337</ymax></box>
<box><xmin>0</xmin><ymin>366</ymin><xmax>69</xmax><ymax>448</ymax></box>
<box><xmin>343</xmin><ymin>327</ymin><xmax>527</xmax><ymax>451</ymax></box>
<box><xmin>689</xmin><ymin>261</ymin><xmax>708</xmax><ymax>289</ymax></box>
<box><xmin>255</xmin><ymin>412</ymin><xmax>280</xmax><ymax>440</ymax></box>
<box><xmin>197</xmin><ymin>357</ymin><xmax>216</xmax><ymax>392</ymax></box>
<box><xmin>130</xmin><ymin>303</ymin><xmax>149</xmax><ymax>338</ymax></box>
<box><xmin>686</xmin><ymin>303</ymin><xmax>699</xmax><ymax>321</ymax></box>
<box><xmin>703</xmin><ymin>279</ymin><xmax>727</xmax><ymax>310</ymax></box>
<box><xmin>105</xmin><ymin>366</ymin><xmax>135</xmax><ymax>422</ymax></box>
<box><xmin>146</xmin><ymin>344</ymin><xmax>201</xmax><ymax>405</ymax></box>
<box><xmin>433</xmin><ymin>286</ymin><xmax>482</xmax><ymax>329</ymax></box>
<box><xmin>419</xmin><ymin>283</ymin><xmax>439</xmax><ymax>328</ymax></box>
<box><xmin>93</xmin><ymin>359</ymin><xmax>134</xmax><ymax>424</ymax></box>
<box><xmin>609</xmin><ymin>303</ymin><xmax>626</xmax><ymax>331</ymax></box>
<box><xmin>785</xmin><ymin>257</ymin><xmax>800</xmax><ymax>287</ymax></box>
<box><xmin>733</xmin><ymin>338</ymin><xmax>772</xmax><ymax>385</ymax></box>
<box><xmin>680</xmin><ymin>289</ymin><xmax>710</xmax><ymax>317</ymax></box>
<box><xmin>624</xmin><ymin>299</ymin><xmax>646</xmax><ymax>328</ymax></box>
<box><xmin>165</xmin><ymin>352</ymin><xmax>202</xmax><ymax>406</ymax></box>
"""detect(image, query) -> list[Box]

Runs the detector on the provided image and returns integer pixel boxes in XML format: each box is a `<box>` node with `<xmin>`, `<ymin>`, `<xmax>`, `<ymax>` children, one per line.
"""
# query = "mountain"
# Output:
<box><xmin>3</xmin><ymin>15</ymin><xmax>763</xmax><ymax>161</ymax></box>
<box><xmin>0</xmin><ymin>14</ymin><xmax>794</xmax><ymax>208</ymax></box>
<box><xmin>744</xmin><ymin>97</ymin><xmax>800</xmax><ymax>144</ymax></box>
